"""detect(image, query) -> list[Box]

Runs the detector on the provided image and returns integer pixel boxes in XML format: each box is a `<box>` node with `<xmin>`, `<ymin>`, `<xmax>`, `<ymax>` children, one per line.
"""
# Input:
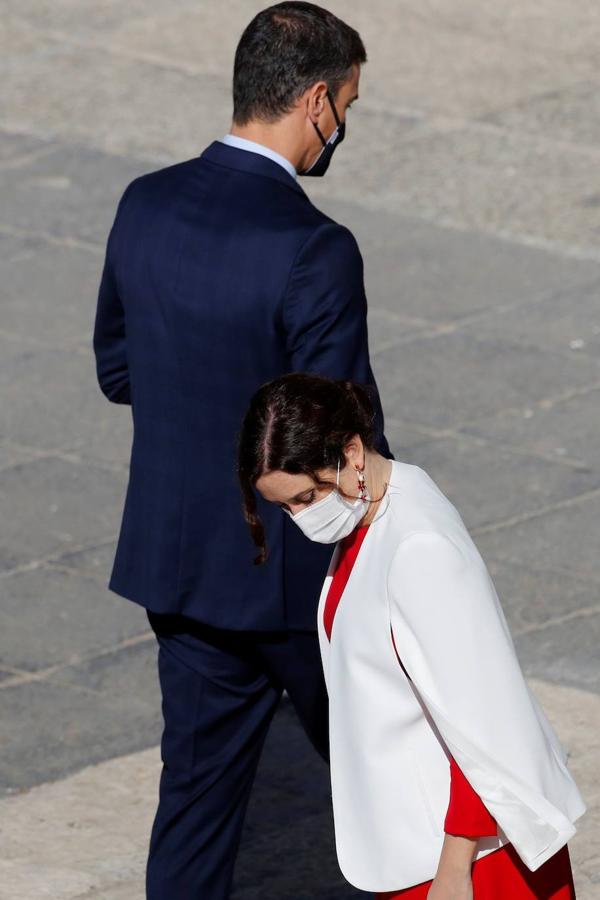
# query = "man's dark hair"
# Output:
<box><xmin>232</xmin><ymin>2</ymin><xmax>367</xmax><ymax>125</ymax></box>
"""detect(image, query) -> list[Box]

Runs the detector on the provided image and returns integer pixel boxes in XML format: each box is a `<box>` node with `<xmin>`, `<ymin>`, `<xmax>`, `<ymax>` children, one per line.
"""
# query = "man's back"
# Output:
<box><xmin>93</xmin><ymin>140</ymin><xmax>388</xmax><ymax>629</ymax></box>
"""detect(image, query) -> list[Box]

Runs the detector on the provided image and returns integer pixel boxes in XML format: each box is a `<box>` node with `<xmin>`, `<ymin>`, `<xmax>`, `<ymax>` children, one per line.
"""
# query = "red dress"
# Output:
<box><xmin>324</xmin><ymin>524</ymin><xmax>577</xmax><ymax>899</ymax></box>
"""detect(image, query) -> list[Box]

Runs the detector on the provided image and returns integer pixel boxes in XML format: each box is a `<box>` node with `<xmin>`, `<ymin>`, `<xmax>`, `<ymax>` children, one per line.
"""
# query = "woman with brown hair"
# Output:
<box><xmin>237</xmin><ymin>372</ymin><xmax>585</xmax><ymax>899</ymax></box>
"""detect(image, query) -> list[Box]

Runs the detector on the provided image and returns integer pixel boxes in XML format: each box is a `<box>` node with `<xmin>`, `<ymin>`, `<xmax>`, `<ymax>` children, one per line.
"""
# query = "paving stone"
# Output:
<box><xmin>477</xmin><ymin>491</ymin><xmax>600</xmax><ymax>581</ymax></box>
<box><xmin>0</xmin><ymin>130</ymin><xmax>54</xmax><ymax>164</ymax></box>
<box><xmin>0</xmin><ymin>565</ymin><xmax>146</xmax><ymax>671</ymax></box>
<box><xmin>3</xmin><ymin>6</ymin><xmax>599</xmax><ymax>257</ymax></box>
<box><xmin>1</xmin><ymin>239</ymin><xmax>105</xmax><ymax>345</ymax></box>
<box><xmin>367</xmin><ymin>307</ymin><xmax>432</xmax><ymax>353</ymax></box>
<box><xmin>0</xmin><ymin>455</ymin><xmax>126</xmax><ymax>570</ymax></box>
<box><xmin>7</xmin><ymin>2</ymin><xmax>599</xmax><ymax>121</ymax></box>
<box><xmin>50</xmin><ymin>540</ymin><xmax>118</xmax><ymax>583</ymax></box>
<box><xmin>459</xmin><ymin>387</ymin><xmax>600</xmax><ymax>471</ymax></box>
<box><xmin>374</xmin><ymin>330</ymin><xmax>600</xmax><ymax>429</ymax></box>
<box><xmin>408</xmin><ymin>0</ymin><xmax>600</xmax><ymax>61</ymax></box>
<box><xmin>1</xmin><ymin>678</ymin><xmax>596</xmax><ymax>900</ymax></box>
<box><xmin>363</xmin><ymin>222</ymin><xmax>600</xmax><ymax>322</ymax></box>
<box><xmin>0</xmin><ymin>640</ymin><xmax>160</xmax><ymax>792</ymax></box>
<box><xmin>398</xmin><ymin>433</ymin><xmax>600</xmax><ymax>530</ymax></box>
<box><xmin>481</xmin><ymin>79</ymin><xmax>600</xmax><ymax>149</ymax></box>
<box><xmin>308</xmin><ymin>198</ymin><xmax>600</xmax><ymax>325</ymax></box>
<box><xmin>233</xmin><ymin>812</ymin><xmax>360</xmax><ymax>899</ymax></box>
<box><xmin>381</xmin><ymin>417</ymin><xmax>434</xmax><ymax>454</ymax></box>
<box><xmin>0</xmin><ymin>27</ymin><xmax>231</xmax><ymax>166</ymax></box>
<box><xmin>0</xmin><ymin>696</ymin><xmax>359</xmax><ymax>899</ymax></box>
<box><xmin>514</xmin><ymin>614</ymin><xmax>600</xmax><ymax>693</ymax></box>
<box><xmin>104</xmin><ymin>1</ymin><xmax>250</xmax><ymax>80</ymax></box>
<box><xmin>0</xmin><ymin>231</ymin><xmax>46</xmax><ymax>262</ymax></box>
<box><xmin>458</xmin><ymin>278</ymin><xmax>600</xmax><ymax>360</ymax></box>
<box><xmin>0</xmin><ymin>441</ymin><xmax>40</xmax><ymax>472</ymax></box>
<box><xmin>243</xmin><ymin>700</ymin><xmax>328</xmax><ymax>807</ymax></box>
<box><xmin>309</xmin><ymin>120</ymin><xmax>600</xmax><ymax>258</ymax></box>
<box><xmin>0</xmin><ymin>338</ymin><xmax>129</xmax><ymax>453</ymax></box>
<box><xmin>341</xmin><ymin>2</ymin><xmax>595</xmax><ymax>119</ymax></box>
<box><xmin>0</xmin><ymin>668</ymin><xmax>19</xmax><ymax>684</ymax></box>
<box><xmin>49</xmin><ymin>634</ymin><xmax>158</xmax><ymax>702</ymax></box>
<box><xmin>488</xmin><ymin>555</ymin><xmax>599</xmax><ymax>626</ymax></box>
<box><xmin>71</xmin><ymin>409</ymin><xmax>133</xmax><ymax>469</ymax></box>
<box><xmin>232</xmin><ymin>699</ymin><xmax>358</xmax><ymax>899</ymax></box>
<box><xmin>0</xmin><ymin>140</ymin><xmax>153</xmax><ymax>246</ymax></box>
<box><xmin>4</xmin><ymin>0</ymin><xmax>202</xmax><ymax>37</ymax></box>
<box><xmin>313</xmin><ymin>199</ymin><xmax>435</xmax><ymax>258</ymax></box>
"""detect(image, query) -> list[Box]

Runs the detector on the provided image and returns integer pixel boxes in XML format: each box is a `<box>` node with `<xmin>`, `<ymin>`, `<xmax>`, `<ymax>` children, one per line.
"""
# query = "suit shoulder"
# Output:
<box><xmin>306</xmin><ymin>208</ymin><xmax>360</xmax><ymax>246</ymax></box>
<box><xmin>121</xmin><ymin>156</ymin><xmax>200</xmax><ymax>198</ymax></box>
<box><xmin>289</xmin><ymin>218</ymin><xmax>362</xmax><ymax>271</ymax></box>
<box><xmin>110</xmin><ymin>157</ymin><xmax>204</xmax><ymax>229</ymax></box>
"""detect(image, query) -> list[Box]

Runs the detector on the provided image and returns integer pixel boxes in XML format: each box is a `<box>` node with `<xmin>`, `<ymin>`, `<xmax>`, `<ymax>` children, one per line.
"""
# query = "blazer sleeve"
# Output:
<box><xmin>444</xmin><ymin>755</ymin><xmax>498</xmax><ymax>837</ymax></box>
<box><xmin>282</xmin><ymin>222</ymin><xmax>392</xmax><ymax>459</ymax></box>
<box><xmin>387</xmin><ymin>529</ymin><xmax>584</xmax><ymax>871</ymax></box>
<box><xmin>92</xmin><ymin>181</ymin><xmax>136</xmax><ymax>405</ymax></box>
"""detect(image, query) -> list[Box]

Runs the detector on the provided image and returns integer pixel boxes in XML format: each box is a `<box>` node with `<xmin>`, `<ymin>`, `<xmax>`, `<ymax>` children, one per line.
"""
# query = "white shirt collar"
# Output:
<box><xmin>220</xmin><ymin>134</ymin><xmax>297</xmax><ymax>181</ymax></box>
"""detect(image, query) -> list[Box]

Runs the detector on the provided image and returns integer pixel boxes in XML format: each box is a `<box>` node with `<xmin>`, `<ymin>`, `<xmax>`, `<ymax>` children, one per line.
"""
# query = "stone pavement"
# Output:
<box><xmin>1</xmin><ymin>680</ymin><xmax>598</xmax><ymax>900</ymax></box>
<box><xmin>1</xmin><ymin>1</ymin><xmax>599</xmax><ymax>897</ymax></box>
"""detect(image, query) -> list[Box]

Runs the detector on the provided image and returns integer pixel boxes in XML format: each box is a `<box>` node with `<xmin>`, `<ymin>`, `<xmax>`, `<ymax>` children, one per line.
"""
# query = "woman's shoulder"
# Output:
<box><xmin>387</xmin><ymin>459</ymin><xmax>439</xmax><ymax>492</ymax></box>
<box><xmin>384</xmin><ymin>460</ymin><xmax>472</xmax><ymax>550</ymax></box>
<box><xmin>386</xmin><ymin>459</ymin><xmax>458</xmax><ymax>517</ymax></box>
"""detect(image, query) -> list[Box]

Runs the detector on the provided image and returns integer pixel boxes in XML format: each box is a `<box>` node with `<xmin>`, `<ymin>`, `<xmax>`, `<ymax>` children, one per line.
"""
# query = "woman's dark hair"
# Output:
<box><xmin>238</xmin><ymin>373</ymin><xmax>376</xmax><ymax>564</ymax></box>
<box><xmin>232</xmin><ymin>2</ymin><xmax>367</xmax><ymax>125</ymax></box>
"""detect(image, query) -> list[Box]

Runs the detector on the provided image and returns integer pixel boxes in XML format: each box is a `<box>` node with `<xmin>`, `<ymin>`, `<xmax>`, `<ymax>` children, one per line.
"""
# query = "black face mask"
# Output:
<box><xmin>299</xmin><ymin>90</ymin><xmax>346</xmax><ymax>177</ymax></box>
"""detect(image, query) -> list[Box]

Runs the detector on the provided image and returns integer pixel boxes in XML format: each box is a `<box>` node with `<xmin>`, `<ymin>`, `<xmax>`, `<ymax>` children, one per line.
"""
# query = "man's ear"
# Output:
<box><xmin>305</xmin><ymin>80</ymin><xmax>328</xmax><ymax>122</ymax></box>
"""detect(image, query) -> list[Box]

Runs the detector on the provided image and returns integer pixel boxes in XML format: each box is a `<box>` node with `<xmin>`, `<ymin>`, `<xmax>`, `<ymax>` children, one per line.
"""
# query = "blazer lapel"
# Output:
<box><xmin>316</xmin><ymin>542</ymin><xmax>341</xmax><ymax>680</ymax></box>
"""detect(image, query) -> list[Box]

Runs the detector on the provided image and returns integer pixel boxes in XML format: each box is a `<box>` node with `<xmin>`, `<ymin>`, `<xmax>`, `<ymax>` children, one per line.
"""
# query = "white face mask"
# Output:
<box><xmin>284</xmin><ymin>460</ymin><xmax>369</xmax><ymax>544</ymax></box>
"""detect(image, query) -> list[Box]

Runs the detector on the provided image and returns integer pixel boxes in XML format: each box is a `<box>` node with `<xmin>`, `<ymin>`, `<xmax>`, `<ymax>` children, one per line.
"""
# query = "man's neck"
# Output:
<box><xmin>229</xmin><ymin>123</ymin><xmax>300</xmax><ymax>171</ymax></box>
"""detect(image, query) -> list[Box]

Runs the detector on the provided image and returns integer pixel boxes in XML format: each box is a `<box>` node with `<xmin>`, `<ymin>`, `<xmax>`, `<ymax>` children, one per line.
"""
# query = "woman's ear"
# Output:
<box><xmin>343</xmin><ymin>434</ymin><xmax>365</xmax><ymax>469</ymax></box>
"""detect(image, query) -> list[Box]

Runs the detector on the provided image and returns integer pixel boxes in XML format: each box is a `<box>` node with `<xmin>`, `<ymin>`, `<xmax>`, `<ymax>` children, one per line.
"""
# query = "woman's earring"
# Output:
<box><xmin>355</xmin><ymin>465</ymin><xmax>368</xmax><ymax>502</ymax></box>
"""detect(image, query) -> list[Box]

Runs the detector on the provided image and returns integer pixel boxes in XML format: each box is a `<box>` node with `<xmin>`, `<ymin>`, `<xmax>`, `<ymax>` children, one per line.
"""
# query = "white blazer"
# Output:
<box><xmin>316</xmin><ymin>459</ymin><xmax>586</xmax><ymax>893</ymax></box>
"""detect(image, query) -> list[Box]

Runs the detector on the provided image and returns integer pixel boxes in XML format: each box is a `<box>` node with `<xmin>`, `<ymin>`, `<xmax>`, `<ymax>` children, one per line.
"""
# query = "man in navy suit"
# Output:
<box><xmin>93</xmin><ymin>3</ymin><xmax>391</xmax><ymax>896</ymax></box>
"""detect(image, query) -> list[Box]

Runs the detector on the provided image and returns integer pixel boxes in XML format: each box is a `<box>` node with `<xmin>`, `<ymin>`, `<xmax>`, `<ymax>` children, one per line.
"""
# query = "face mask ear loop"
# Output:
<box><xmin>313</xmin><ymin>121</ymin><xmax>328</xmax><ymax>148</ymax></box>
<box><xmin>336</xmin><ymin>458</ymin><xmax>341</xmax><ymax>489</ymax></box>
<box><xmin>327</xmin><ymin>89</ymin><xmax>342</xmax><ymax>128</ymax></box>
<box><xmin>313</xmin><ymin>90</ymin><xmax>341</xmax><ymax>147</ymax></box>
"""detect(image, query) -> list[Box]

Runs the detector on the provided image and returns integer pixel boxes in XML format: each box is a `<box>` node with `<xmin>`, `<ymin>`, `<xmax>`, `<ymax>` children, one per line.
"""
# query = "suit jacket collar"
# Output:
<box><xmin>200</xmin><ymin>140</ymin><xmax>308</xmax><ymax>198</ymax></box>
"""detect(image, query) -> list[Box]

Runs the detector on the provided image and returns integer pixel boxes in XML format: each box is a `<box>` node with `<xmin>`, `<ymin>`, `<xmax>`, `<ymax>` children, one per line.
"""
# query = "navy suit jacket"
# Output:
<box><xmin>93</xmin><ymin>140</ymin><xmax>391</xmax><ymax>630</ymax></box>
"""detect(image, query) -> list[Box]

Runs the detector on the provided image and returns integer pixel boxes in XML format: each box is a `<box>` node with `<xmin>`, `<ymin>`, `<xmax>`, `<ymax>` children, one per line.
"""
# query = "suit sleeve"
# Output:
<box><xmin>444</xmin><ymin>755</ymin><xmax>498</xmax><ymax>837</ymax></box>
<box><xmin>282</xmin><ymin>222</ymin><xmax>392</xmax><ymax>458</ymax></box>
<box><xmin>92</xmin><ymin>181</ymin><xmax>135</xmax><ymax>405</ymax></box>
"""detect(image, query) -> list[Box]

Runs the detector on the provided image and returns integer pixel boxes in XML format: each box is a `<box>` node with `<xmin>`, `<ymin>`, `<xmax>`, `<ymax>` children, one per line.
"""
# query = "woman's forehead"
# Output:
<box><xmin>255</xmin><ymin>469</ymin><xmax>316</xmax><ymax>502</ymax></box>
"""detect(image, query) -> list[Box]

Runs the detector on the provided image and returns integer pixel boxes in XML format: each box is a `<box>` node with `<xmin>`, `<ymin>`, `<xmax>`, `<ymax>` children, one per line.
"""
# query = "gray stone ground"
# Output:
<box><xmin>1</xmin><ymin>1</ymin><xmax>599</xmax><ymax>898</ymax></box>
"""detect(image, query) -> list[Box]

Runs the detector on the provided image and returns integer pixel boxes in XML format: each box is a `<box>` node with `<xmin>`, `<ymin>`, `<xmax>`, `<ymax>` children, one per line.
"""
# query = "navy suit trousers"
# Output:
<box><xmin>145</xmin><ymin>611</ymin><xmax>329</xmax><ymax>899</ymax></box>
